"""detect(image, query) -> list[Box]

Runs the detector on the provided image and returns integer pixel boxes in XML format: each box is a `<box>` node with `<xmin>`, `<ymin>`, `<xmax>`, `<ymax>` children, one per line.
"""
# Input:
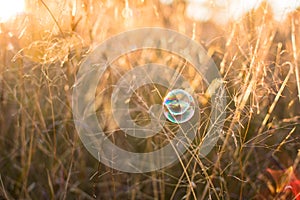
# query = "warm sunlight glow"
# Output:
<box><xmin>161</xmin><ymin>0</ymin><xmax>300</xmax><ymax>24</ymax></box>
<box><xmin>0</xmin><ymin>0</ymin><xmax>25</xmax><ymax>23</ymax></box>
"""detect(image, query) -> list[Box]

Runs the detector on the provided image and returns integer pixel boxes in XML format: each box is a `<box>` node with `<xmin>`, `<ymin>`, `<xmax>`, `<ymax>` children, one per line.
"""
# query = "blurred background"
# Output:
<box><xmin>0</xmin><ymin>0</ymin><xmax>300</xmax><ymax>199</ymax></box>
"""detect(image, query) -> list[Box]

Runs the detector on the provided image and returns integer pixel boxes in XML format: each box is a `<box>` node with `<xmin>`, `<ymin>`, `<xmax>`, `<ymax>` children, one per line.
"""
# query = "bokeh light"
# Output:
<box><xmin>159</xmin><ymin>0</ymin><xmax>300</xmax><ymax>24</ymax></box>
<box><xmin>0</xmin><ymin>0</ymin><xmax>25</xmax><ymax>23</ymax></box>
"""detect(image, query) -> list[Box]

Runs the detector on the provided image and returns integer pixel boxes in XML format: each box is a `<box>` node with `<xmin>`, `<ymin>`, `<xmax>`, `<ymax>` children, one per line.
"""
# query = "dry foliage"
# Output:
<box><xmin>0</xmin><ymin>0</ymin><xmax>299</xmax><ymax>199</ymax></box>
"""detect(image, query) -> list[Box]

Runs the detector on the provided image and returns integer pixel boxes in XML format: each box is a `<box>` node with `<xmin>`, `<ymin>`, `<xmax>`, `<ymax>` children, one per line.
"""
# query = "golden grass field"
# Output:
<box><xmin>0</xmin><ymin>0</ymin><xmax>300</xmax><ymax>199</ymax></box>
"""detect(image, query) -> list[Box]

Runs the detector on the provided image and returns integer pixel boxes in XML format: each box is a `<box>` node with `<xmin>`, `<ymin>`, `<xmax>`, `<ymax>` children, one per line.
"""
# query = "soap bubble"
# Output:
<box><xmin>163</xmin><ymin>89</ymin><xmax>195</xmax><ymax>123</ymax></box>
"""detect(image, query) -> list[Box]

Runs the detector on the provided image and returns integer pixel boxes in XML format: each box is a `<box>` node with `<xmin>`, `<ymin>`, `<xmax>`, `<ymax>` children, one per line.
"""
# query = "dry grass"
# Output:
<box><xmin>0</xmin><ymin>0</ymin><xmax>300</xmax><ymax>199</ymax></box>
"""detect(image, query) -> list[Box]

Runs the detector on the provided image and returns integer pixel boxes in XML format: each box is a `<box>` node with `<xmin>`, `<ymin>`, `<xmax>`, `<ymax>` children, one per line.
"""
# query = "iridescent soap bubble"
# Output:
<box><xmin>163</xmin><ymin>89</ymin><xmax>195</xmax><ymax>123</ymax></box>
